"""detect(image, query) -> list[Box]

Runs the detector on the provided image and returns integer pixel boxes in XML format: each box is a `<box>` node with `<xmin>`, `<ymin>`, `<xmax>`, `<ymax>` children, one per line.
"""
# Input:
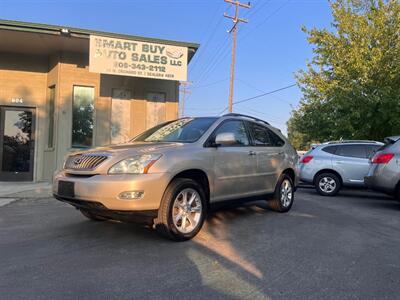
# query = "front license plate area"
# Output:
<box><xmin>58</xmin><ymin>181</ymin><xmax>75</xmax><ymax>198</ymax></box>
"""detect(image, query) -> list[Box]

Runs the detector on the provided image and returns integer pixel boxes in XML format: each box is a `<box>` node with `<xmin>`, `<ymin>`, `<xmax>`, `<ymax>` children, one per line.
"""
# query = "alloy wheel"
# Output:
<box><xmin>319</xmin><ymin>177</ymin><xmax>337</xmax><ymax>193</ymax></box>
<box><xmin>172</xmin><ymin>188</ymin><xmax>203</xmax><ymax>234</ymax></box>
<box><xmin>280</xmin><ymin>179</ymin><xmax>293</xmax><ymax>207</ymax></box>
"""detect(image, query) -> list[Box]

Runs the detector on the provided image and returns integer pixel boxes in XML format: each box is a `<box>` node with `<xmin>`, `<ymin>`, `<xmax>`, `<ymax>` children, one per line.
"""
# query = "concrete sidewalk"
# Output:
<box><xmin>0</xmin><ymin>182</ymin><xmax>52</xmax><ymax>206</ymax></box>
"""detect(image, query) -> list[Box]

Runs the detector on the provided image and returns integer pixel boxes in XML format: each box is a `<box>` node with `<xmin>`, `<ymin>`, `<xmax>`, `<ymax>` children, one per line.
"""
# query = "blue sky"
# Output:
<box><xmin>0</xmin><ymin>0</ymin><xmax>333</xmax><ymax>134</ymax></box>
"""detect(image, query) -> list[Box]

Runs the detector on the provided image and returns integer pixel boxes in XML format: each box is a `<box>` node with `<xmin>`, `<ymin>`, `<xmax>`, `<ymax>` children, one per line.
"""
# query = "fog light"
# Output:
<box><xmin>119</xmin><ymin>191</ymin><xmax>144</xmax><ymax>200</ymax></box>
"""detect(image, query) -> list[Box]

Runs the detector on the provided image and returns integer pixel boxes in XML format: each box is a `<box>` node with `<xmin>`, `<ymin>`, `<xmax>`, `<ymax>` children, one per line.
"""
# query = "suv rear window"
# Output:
<box><xmin>267</xmin><ymin>129</ymin><xmax>285</xmax><ymax>147</ymax></box>
<box><xmin>246</xmin><ymin>122</ymin><xmax>271</xmax><ymax>146</ymax></box>
<box><xmin>246</xmin><ymin>122</ymin><xmax>285</xmax><ymax>147</ymax></box>
<box><xmin>322</xmin><ymin>145</ymin><xmax>338</xmax><ymax>154</ymax></box>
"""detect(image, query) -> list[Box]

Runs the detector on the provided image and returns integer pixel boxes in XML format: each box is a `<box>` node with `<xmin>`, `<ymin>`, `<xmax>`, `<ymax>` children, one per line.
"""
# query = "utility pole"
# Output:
<box><xmin>224</xmin><ymin>0</ymin><xmax>250</xmax><ymax>113</ymax></box>
<box><xmin>179</xmin><ymin>81</ymin><xmax>192</xmax><ymax>117</ymax></box>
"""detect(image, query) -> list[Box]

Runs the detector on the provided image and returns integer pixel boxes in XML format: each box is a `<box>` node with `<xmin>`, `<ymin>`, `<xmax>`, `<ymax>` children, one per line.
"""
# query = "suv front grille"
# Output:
<box><xmin>64</xmin><ymin>153</ymin><xmax>109</xmax><ymax>170</ymax></box>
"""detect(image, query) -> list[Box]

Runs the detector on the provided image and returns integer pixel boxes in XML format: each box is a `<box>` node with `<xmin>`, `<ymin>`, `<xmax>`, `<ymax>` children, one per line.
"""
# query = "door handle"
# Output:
<box><xmin>269</xmin><ymin>151</ymin><xmax>284</xmax><ymax>156</ymax></box>
<box><xmin>248</xmin><ymin>151</ymin><xmax>257</xmax><ymax>156</ymax></box>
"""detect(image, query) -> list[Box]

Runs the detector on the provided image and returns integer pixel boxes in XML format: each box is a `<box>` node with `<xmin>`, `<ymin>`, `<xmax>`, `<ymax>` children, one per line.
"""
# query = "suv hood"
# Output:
<box><xmin>72</xmin><ymin>142</ymin><xmax>184</xmax><ymax>157</ymax></box>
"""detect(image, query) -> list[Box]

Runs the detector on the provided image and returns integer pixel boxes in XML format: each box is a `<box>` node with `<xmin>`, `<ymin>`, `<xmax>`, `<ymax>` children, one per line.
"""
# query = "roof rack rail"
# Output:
<box><xmin>324</xmin><ymin>140</ymin><xmax>382</xmax><ymax>144</ymax></box>
<box><xmin>223</xmin><ymin>113</ymin><xmax>270</xmax><ymax>126</ymax></box>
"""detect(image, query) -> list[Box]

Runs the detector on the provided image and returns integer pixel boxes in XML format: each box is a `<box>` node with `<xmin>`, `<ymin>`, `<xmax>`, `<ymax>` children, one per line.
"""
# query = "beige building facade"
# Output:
<box><xmin>0</xmin><ymin>20</ymin><xmax>198</xmax><ymax>181</ymax></box>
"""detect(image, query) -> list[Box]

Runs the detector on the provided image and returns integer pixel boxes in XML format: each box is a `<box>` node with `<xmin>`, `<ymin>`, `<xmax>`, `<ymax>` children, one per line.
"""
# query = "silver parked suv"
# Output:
<box><xmin>54</xmin><ymin>113</ymin><xmax>299</xmax><ymax>241</ymax></box>
<box><xmin>365</xmin><ymin>136</ymin><xmax>400</xmax><ymax>201</ymax></box>
<box><xmin>299</xmin><ymin>141</ymin><xmax>383</xmax><ymax>196</ymax></box>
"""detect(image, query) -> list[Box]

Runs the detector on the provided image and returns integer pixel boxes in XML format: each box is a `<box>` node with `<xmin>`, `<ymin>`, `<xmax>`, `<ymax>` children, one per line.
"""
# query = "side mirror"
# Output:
<box><xmin>215</xmin><ymin>132</ymin><xmax>236</xmax><ymax>146</ymax></box>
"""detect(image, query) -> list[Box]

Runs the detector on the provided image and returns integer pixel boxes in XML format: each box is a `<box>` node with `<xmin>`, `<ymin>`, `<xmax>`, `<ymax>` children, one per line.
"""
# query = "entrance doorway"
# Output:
<box><xmin>111</xmin><ymin>89</ymin><xmax>132</xmax><ymax>144</ymax></box>
<box><xmin>0</xmin><ymin>106</ymin><xmax>35</xmax><ymax>181</ymax></box>
<box><xmin>146</xmin><ymin>92</ymin><xmax>166</xmax><ymax>129</ymax></box>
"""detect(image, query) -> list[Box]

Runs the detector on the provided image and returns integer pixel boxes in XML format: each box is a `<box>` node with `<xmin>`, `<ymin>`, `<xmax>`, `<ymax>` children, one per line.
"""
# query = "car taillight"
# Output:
<box><xmin>372</xmin><ymin>153</ymin><xmax>394</xmax><ymax>164</ymax></box>
<box><xmin>301</xmin><ymin>155</ymin><xmax>313</xmax><ymax>164</ymax></box>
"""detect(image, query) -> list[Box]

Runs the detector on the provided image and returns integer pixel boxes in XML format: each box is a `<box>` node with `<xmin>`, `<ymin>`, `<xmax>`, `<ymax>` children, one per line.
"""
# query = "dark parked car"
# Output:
<box><xmin>365</xmin><ymin>136</ymin><xmax>400</xmax><ymax>201</ymax></box>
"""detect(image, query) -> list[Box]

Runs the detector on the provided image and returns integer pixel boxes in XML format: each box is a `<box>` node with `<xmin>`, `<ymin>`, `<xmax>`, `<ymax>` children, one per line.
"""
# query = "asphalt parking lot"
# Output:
<box><xmin>0</xmin><ymin>188</ymin><xmax>399</xmax><ymax>300</ymax></box>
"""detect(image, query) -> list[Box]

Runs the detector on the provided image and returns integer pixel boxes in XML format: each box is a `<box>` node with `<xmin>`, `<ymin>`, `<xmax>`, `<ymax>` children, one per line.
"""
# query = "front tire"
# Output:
<box><xmin>269</xmin><ymin>174</ymin><xmax>294</xmax><ymax>213</ymax></box>
<box><xmin>155</xmin><ymin>178</ymin><xmax>206</xmax><ymax>241</ymax></box>
<box><xmin>315</xmin><ymin>173</ymin><xmax>341</xmax><ymax>196</ymax></box>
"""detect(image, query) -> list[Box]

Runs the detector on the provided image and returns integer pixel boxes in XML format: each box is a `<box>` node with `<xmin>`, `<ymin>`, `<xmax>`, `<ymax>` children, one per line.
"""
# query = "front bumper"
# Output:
<box><xmin>53</xmin><ymin>171</ymin><xmax>171</xmax><ymax>211</ymax></box>
<box><xmin>54</xmin><ymin>195</ymin><xmax>157</xmax><ymax>224</ymax></box>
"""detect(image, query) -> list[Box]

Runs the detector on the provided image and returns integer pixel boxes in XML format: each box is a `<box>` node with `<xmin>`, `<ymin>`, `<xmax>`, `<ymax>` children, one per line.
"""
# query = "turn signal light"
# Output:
<box><xmin>372</xmin><ymin>153</ymin><xmax>394</xmax><ymax>164</ymax></box>
<box><xmin>301</xmin><ymin>155</ymin><xmax>314</xmax><ymax>164</ymax></box>
<box><xmin>118</xmin><ymin>191</ymin><xmax>144</xmax><ymax>200</ymax></box>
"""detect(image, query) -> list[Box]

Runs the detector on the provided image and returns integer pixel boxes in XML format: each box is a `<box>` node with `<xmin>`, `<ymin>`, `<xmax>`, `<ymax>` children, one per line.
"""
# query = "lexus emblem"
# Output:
<box><xmin>73</xmin><ymin>157</ymin><xmax>82</xmax><ymax>165</ymax></box>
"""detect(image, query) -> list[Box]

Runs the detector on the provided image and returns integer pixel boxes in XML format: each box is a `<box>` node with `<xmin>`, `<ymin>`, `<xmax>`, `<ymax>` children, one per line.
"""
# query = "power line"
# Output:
<box><xmin>194</xmin><ymin>35</ymin><xmax>230</xmax><ymax>85</ymax></box>
<box><xmin>237</xmin><ymin>104</ymin><xmax>288</xmax><ymax>124</ymax></box>
<box><xmin>195</xmin><ymin>1</ymin><xmax>273</xmax><ymax>83</ymax></box>
<box><xmin>189</xmin><ymin>0</ymin><xmax>293</xmax><ymax>117</ymax></box>
<box><xmin>218</xmin><ymin>83</ymin><xmax>297</xmax><ymax>114</ymax></box>
<box><xmin>184</xmin><ymin>40</ymin><xmax>230</xmax><ymax>107</ymax></box>
<box><xmin>189</xmin><ymin>2</ymin><xmax>226</xmax><ymax>75</ymax></box>
<box><xmin>237</xmin><ymin>0</ymin><xmax>291</xmax><ymax>42</ymax></box>
<box><xmin>194</xmin><ymin>0</ymin><xmax>272</xmax><ymax>84</ymax></box>
<box><xmin>243</xmin><ymin>0</ymin><xmax>270</xmax><ymax>20</ymax></box>
<box><xmin>192</xmin><ymin>77</ymin><xmax>229</xmax><ymax>89</ymax></box>
<box><xmin>193</xmin><ymin>0</ymin><xmax>291</xmax><ymax>95</ymax></box>
<box><xmin>234</xmin><ymin>83</ymin><xmax>297</xmax><ymax>105</ymax></box>
<box><xmin>237</xmin><ymin>78</ymin><xmax>293</xmax><ymax>105</ymax></box>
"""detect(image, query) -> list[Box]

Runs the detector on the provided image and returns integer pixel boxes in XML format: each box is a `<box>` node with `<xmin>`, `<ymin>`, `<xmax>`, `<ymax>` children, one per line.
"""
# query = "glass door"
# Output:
<box><xmin>0</xmin><ymin>107</ymin><xmax>35</xmax><ymax>181</ymax></box>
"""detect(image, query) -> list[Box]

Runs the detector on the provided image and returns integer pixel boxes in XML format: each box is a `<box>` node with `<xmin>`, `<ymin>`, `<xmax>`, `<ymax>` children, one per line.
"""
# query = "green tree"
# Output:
<box><xmin>288</xmin><ymin>0</ymin><xmax>400</xmax><ymax>150</ymax></box>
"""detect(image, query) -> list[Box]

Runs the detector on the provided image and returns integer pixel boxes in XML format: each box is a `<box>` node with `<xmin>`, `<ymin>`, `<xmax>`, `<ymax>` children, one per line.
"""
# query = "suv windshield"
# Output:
<box><xmin>132</xmin><ymin>117</ymin><xmax>217</xmax><ymax>143</ymax></box>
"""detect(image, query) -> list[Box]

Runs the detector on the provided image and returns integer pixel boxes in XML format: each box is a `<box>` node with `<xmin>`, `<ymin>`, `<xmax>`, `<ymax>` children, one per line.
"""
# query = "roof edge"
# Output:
<box><xmin>0</xmin><ymin>19</ymin><xmax>200</xmax><ymax>49</ymax></box>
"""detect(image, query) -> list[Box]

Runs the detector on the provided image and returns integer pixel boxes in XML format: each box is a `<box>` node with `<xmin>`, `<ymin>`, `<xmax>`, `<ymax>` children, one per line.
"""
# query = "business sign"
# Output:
<box><xmin>89</xmin><ymin>35</ymin><xmax>188</xmax><ymax>81</ymax></box>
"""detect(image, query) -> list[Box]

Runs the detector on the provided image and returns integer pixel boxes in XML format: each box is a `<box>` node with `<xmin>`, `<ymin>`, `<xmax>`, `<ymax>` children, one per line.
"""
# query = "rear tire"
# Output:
<box><xmin>268</xmin><ymin>174</ymin><xmax>294</xmax><ymax>213</ymax></box>
<box><xmin>155</xmin><ymin>178</ymin><xmax>207</xmax><ymax>241</ymax></box>
<box><xmin>395</xmin><ymin>185</ymin><xmax>400</xmax><ymax>202</ymax></box>
<box><xmin>80</xmin><ymin>210</ymin><xmax>107</xmax><ymax>221</ymax></box>
<box><xmin>315</xmin><ymin>173</ymin><xmax>341</xmax><ymax>196</ymax></box>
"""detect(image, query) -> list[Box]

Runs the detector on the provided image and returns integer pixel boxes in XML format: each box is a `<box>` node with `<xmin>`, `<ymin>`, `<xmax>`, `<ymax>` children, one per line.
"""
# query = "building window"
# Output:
<box><xmin>72</xmin><ymin>86</ymin><xmax>94</xmax><ymax>148</ymax></box>
<box><xmin>47</xmin><ymin>86</ymin><xmax>55</xmax><ymax>148</ymax></box>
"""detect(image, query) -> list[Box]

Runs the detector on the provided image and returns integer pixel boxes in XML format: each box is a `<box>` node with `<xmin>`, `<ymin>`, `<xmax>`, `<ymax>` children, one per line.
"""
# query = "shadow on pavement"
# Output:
<box><xmin>1</xmin><ymin>192</ymin><xmax>400</xmax><ymax>299</ymax></box>
<box><xmin>0</xmin><ymin>197</ymin><xmax>279</xmax><ymax>299</ymax></box>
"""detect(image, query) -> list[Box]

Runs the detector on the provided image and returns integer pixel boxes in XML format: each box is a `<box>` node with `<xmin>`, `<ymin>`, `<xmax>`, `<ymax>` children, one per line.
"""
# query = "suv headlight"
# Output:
<box><xmin>108</xmin><ymin>154</ymin><xmax>162</xmax><ymax>174</ymax></box>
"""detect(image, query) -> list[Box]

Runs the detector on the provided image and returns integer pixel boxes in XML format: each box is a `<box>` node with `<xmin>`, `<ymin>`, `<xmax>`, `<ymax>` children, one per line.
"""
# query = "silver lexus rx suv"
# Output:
<box><xmin>54</xmin><ymin>113</ymin><xmax>299</xmax><ymax>241</ymax></box>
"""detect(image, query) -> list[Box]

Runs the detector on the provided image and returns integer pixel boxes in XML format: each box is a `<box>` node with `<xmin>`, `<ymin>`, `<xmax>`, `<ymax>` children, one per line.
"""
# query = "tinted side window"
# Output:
<box><xmin>267</xmin><ymin>129</ymin><xmax>285</xmax><ymax>147</ymax></box>
<box><xmin>337</xmin><ymin>145</ymin><xmax>367</xmax><ymax>158</ymax></box>
<box><xmin>213</xmin><ymin>120</ymin><xmax>249</xmax><ymax>146</ymax></box>
<box><xmin>322</xmin><ymin>145</ymin><xmax>338</xmax><ymax>154</ymax></box>
<box><xmin>247</xmin><ymin>122</ymin><xmax>271</xmax><ymax>146</ymax></box>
